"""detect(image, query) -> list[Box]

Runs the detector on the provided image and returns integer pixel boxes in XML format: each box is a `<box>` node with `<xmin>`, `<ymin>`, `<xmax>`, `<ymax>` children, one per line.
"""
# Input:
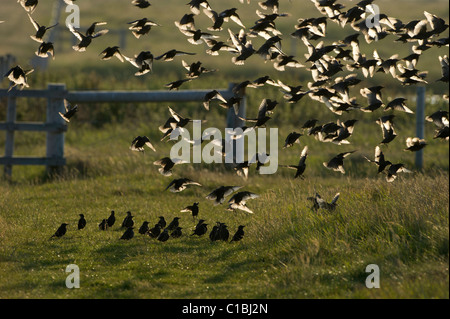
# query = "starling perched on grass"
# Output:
<box><xmin>99</xmin><ymin>219</ymin><xmax>108</xmax><ymax>231</ymax></box>
<box><xmin>107</xmin><ymin>211</ymin><xmax>115</xmax><ymax>227</ymax></box>
<box><xmin>68</xmin><ymin>22</ymin><xmax>109</xmax><ymax>52</ymax></box>
<box><xmin>157</xmin><ymin>216</ymin><xmax>166</xmax><ymax>229</ymax></box>
<box><xmin>4</xmin><ymin>65</ymin><xmax>34</xmax><ymax>92</ymax></box>
<box><xmin>218</xmin><ymin>222</ymin><xmax>230</xmax><ymax>241</ymax></box>
<box><xmin>121</xmin><ymin>211</ymin><xmax>134</xmax><ymax>228</ymax></box>
<box><xmin>51</xmin><ymin>223</ymin><xmax>68</xmax><ymax>239</ymax></box>
<box><xmin>148</xmin><ymin>223</ymin><xmax>162</xmax><ymax>238</ymax></box>
<box><xmin>191</xmin><ymin>221</ymin><xmax>208</xmax><ymax>236</ymax></box>
<box><xmin>209</xmin><ymin>222</ymin><xmax>220</xmax><ymax>241</ymax></box>
<box><xmin>230</xmin><ymin>225</ymin><xmax>245</xmax><ymax>243</ymax></box>
<box><xmin>166</xmin><ymin>217</ymin><xmax>180</xmax><ymax>231</ymax></box>
<box><xmin>157</xmin><ymin>229</ymin><xmax>170</xmax><ymax>242</ymax></box>
<box><xmin>171</xmin><ymin>227</ymin><xmax>183</xmax><ymax>238</ymax></box>
<box><xmin>138</xmin><ymin>221</ymin><xmax>150</xmax><ymax>235</ymax></box>
<box><xmin>77</xmin><ymin>214</ymin><xmax>86</xmax><ymax>230</ymax></box>
<box><xmin>120</xmin><ymin>227</ymin><xmax>134</xmax><ymax>240</ymax></box>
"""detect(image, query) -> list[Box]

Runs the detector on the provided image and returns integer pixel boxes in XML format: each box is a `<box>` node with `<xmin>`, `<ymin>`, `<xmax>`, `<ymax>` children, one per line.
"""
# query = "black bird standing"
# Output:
<box><xmin>218</xmin><ymin>223</ymin><xmax>230</xmax><ymax>241</ymax></box>
<box><xmin>107</xmin><ymin>211</ymin><xmax>115</xmax><ymax>227</ymax></box>
<box><xmin>157</xmin><ymin>228</ymin><xmax>170</xmax><ymax>242</ymax></box>
<box><xmin>166</xmin><ymin>217</ymin><xmax>180</xmax><ymax>231</ymax></box>
<box><xmin>191</xmin><ymin>221</ymin><xmax>208</xmax><ymax>236</ymax></box>
<box><xmin>170</xmin><ymin>227</ymin><xmax>183</xmax><ymax>238</ymax></box>
<box><xmin>120</xmin><ymin>227</ymin><xmax>134</xmax><ymax>240</ymax></box>
<box><xmin>157</xmin><ymin>216</ymin><xmax>166</xmax><ymax>229</ymax></box>
<box><xmin>230</xmin><ymin>225</ymin><xmax>245</xmax><ymax>243</ymax></box>
<box><xmin>148</xmin><ymin>223</ymin><xmax>162</xmax><ymax>238</ymax></box>
<box><xmin>99</xmin><ymin>219</ymin><xmax>108</xmax><ymax>230</ymax></box>
<box><xmin>121</xmin><ymin>211</ymin><xmax>134</xmax><ymax>228</ymax></box>
<box><xmin>77</xmin><ymin>214</ymin><xmax>86</xmax><ymax>230</ymax></box>
<box><xmin>51</xmin><ymin>223</ymin><xmax>68</xmax><ymax>239</ymax></box>
<box><xmin>138</xmin><ymin>221</ymin><xmax>150</xmax><ymax>235</ymax></box>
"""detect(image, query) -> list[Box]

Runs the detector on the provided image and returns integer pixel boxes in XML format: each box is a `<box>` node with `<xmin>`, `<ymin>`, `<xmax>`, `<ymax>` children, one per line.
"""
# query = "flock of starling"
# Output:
<box><xmin>51</xmin><ymin>208</ymin><xmax>246</xmax><ymax>244</ymax></box>
<box><xmin>3</xmin><ymin>1</ymin><xmax>449</xmax><ymax>241</ymax></box>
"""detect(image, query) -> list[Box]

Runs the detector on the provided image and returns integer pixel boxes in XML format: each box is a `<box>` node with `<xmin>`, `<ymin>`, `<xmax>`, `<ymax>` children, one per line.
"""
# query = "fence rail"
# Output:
<box><xmin>0</xmin><ymin>83</ymin><xmax>244</xmax><ymax>179</ymax></box>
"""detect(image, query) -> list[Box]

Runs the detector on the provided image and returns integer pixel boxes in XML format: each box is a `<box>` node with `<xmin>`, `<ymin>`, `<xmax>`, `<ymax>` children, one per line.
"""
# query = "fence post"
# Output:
<box><xmin>46</xmin><ymin>84</ymin><xmax>66</xmax><ymax>175</ymax></box>
<box><xmin>415</xmin><ymin>85</ymin><xmax>426</xmax><ymax>170</ymax></box>
<box><xmin>3</xmin><ymin>95</ymin><xmax>17</xmax><ymax>179</ymax></box>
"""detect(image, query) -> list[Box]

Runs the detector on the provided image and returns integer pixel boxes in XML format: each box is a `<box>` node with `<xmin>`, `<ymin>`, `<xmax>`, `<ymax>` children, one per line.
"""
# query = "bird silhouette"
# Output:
<box><xmin>148</xmin><ymin>223</ymin><xmax>162</xmax><ymax>238</ymax></box>
<box><xmin>4</xmin><ymin>65</ymin><xmax>34</xmax><ymax>92</ymax></box>
<box><xmin>165</xmin><ymin>178</ymin><xmax>202</xmax><ymax>192</ymax></box>
<box><xmin>59</xmin><ymin>100</ymin><xmax>78</xmax><ymax>123</ymax></box>
<box><xmin>280</xmin><ymin>145</ymin><xmax>308</xmax><ymax>179</ymax></box>
<box><xmin>386</xmin><ymin>163</ymin><xmax>412</xmax><ymax>182</ymax></box>
<box><xmin>27</xmin><ymin>13</ymin><xmax>57</xmax><ymax>43</ymax></box>
<box><xmin>157</xmin><ymin>228</ymin><xmax>170</xmax><ymax>242</ymax></box>
<box><xmin>138</xmin><ymin>221</ymin><xmax>150</xmax><ymax>235</ymax></box>
<box><xmin>51</xmin><ymin>223</ymin><xmax>68</xmax><ymax>239</ymax></box>
<box><xmin>99</xmin><ymin>219</ymin><xmax>108</xmax><ymax>231</ymax></box>
<box><xmin>100</xmin><ymin>46</ymin><xmax>125</xmax><ymax>62</ymax></box>
<box><xmin>166</xmin><ymin>217</ymin><xmax>180</xmax><ymax>231</ymax></box>
<box><xmin>191</xmin><ymin>220</ymin><xmax>208</xmax><ymax>236</ymax></box>
<box><xmin>170</xmin><ymin>227</ymin><xmax>183</xmax><ymax>238</ymax></box>
<box><xmin>181</xmin><ymin>202</ymin><xmax>199</xmax><ymax>221</ymax></box>
<box><xmin>121</xmin><ymin>211</ymin><xmax>134</xmax><ymax>228</ymax></box>
<box><xmin>132</xmin><ymin>0</ymin><xmax>151</xmax><ymax>8</ymax></box>
<box><xmin>404</xmin><ymin>137</ymin><xmax>427</xmax><ymax>152</ymax></box>
<box><xmin>107</xmin><ymin>211</ymin><xmax>115</xmax><ymax>227</ymax></box>
<box><xmin>68</xmin><ymin>22</ymin><xmax>109</xmax><ymax>52</ymax></box>
<box><xmin>230</xmin><ymin>225</ymin><xmax>245</xmax><ymax>243</ymax></box>
<box><xmin>363</xmin><ymin>146</ymin><xmax>392</xmax><ymax>174</ymax></box>
<box><xmin>323</xmin><ymin>151</ymin><xmax>356</xmax><ymax>174</ymax></box>
<box><xmin>228</xmin><ymin>191</ymin><xmax>259</xmax><ymax>214</ymax></box>
<box><xmin>120</xmin><ymin>227</ymin><xmax>134</xmax><ymax>240</ymax></box>
<box><xmin>206</xmin><ymin>186</ymin><xmax>243</xmax><ymax>205</ymax></box>
<box><xmin>130</xmin><ymin>136</ymin><xmax>156</xmax><ymax>152</ymax></box>
<box><xmin>77</xmin><ymin>214</ymin><xmax>86</xmax><ymax>230</ymax></box>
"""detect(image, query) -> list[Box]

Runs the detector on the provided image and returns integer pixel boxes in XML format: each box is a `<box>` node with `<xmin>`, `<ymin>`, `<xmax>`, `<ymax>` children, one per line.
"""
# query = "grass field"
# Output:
<box><xmin>0</xmin><ymin>0</ymin><xmax>449</xmax><ymax>299</ymax></box>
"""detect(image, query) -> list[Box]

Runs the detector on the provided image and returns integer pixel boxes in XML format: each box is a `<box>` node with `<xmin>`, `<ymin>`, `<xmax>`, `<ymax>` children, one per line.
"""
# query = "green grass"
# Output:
<box><xmin>0</xmin><ymin>163</ymin><xmax>448</xmax><ymax>298</ymax></box>
<box><xmin>0</xmin><ymin>0</ymin><xmax>449</xmax><ymax>299</ymax></box>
